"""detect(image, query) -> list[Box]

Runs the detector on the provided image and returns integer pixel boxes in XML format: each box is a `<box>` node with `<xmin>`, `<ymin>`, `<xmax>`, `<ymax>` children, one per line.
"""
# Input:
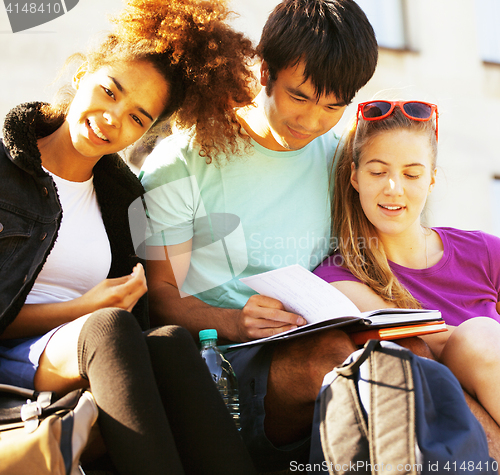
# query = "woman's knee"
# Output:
<box><xmin>147</xmin><ymin>324</ymin><xmax>192</xmax><ymax>340</ymax></box>
<box><xmin>443</xmin><ymin>317</ymin><xmax>500</xmax><ymax>367</ymax></box>
<box><xmin>78</xmin><ymin>307</ymin><xmax>142</xmax><ymax>378</ymax></box>
<box><xmin>145</xmin><ymin>325</ymin><xmax>197</xmax><ymax>356</ymax></box>
<box><xmin>83</xmin><ymin>307</ymin><xmax>138</xmax><ymax>333</ymax></box>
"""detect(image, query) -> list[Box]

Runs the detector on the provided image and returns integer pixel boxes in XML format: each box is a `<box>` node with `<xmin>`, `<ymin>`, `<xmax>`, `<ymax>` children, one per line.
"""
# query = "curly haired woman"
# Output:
<box><xmin>0</xmin><ymin>0</ymin><xmax>257</xmax><ymax>473</ymax></box>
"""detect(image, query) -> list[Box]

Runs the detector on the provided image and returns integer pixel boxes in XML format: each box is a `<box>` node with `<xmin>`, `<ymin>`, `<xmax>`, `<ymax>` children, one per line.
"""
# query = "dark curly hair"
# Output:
<box><xmin>43</xmin><ymin>0</ymin><xmax>257</xmax><ymax>164</ymax></box>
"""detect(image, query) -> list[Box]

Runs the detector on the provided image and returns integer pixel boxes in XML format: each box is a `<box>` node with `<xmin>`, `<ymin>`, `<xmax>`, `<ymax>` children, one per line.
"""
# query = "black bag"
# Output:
<box><xmin>309</xmin><ymin>340</ymin><xmax>497</xmax><ymax>475</ymax></box>
<box><xmin>0</xmin><ymin>384</ymin><xmax>98</xmax><ymax>475</ymax></box>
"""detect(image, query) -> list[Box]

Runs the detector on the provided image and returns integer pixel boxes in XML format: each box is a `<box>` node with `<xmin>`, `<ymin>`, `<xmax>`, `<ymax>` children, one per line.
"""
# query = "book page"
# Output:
<box><xmin>229</xmin><ymin>265</ymin><xmax>442</xmax><ymax>350</ymax></box>
<box><xmin>240</xmin><ymin>264</ymin><xmax>361</xmax><ymax>323</ymax></box>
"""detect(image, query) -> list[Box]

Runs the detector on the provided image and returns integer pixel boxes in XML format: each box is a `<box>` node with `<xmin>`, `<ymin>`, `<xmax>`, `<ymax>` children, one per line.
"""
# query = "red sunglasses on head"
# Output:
<box><xmin>356</xmin><ymin>100</ymin><xmax>439</xmax><ymax>141</ymax></box>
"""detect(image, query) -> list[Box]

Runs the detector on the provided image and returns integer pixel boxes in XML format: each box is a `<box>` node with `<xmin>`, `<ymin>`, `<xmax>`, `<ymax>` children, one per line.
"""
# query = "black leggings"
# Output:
<box><xmin>77</xmin><ymin>308</ymin><xmax>256</xmax><ymax>475</ymax></box>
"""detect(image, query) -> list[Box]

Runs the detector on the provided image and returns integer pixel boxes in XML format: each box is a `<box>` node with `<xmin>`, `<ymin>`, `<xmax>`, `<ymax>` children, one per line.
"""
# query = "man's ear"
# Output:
<box><xmin>350</xmin><ymin>161</ymin><xmax>360</xmax><ymax>192</ymax></box>
<box><xmin>260</xmin><ymin>61</ymin><xmax>270</xmax><ymax>87</ymax></box>
<box><xmin>72</xmin><ymin>62</ymin><xmax>89</xmax><ymax>90</ymax></box>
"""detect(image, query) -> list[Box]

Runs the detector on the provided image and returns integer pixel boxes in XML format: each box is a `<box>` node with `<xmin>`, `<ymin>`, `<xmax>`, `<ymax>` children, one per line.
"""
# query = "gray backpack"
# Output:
<box><xmin>309</xmin><ymin>340</ymin><xmax>497</xmax><ymax>475</ymax></box>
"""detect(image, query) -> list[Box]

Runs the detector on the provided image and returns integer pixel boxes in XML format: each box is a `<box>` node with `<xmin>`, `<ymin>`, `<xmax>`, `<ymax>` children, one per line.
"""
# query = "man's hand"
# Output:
<box><xmin>235</xmin><ymin>294</ymin><xmax>307</xmax><ymax>342</ymax></box>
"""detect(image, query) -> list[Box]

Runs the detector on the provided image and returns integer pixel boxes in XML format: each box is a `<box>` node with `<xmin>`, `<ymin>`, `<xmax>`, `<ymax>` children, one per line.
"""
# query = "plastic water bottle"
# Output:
<box><xmin>199</xmin><ymin>329</ymin><xmax>240</xmax><ymax>430</ymax></box>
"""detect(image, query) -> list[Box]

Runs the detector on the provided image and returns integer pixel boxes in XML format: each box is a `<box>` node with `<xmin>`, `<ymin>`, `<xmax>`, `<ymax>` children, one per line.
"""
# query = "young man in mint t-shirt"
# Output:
<box><xmin>140</xmin><ymin>0</ymin><xmax>378</xmax><ymax>470</ymax></box>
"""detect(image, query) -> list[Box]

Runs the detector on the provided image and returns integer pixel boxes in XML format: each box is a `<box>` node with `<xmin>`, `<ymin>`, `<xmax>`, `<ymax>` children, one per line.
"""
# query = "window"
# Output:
<box><xmin>475</xmin><ymin>0</ymin><xmax>500</xmax><ymax>64</ymax></box>
<box><xmin>355</xmin><ymin>0</ymin><xmax>409</xmax><ymax>50</ymax></box>
<box><xmin>492</xmin><ymin>176</ymin><xmax>500</xmax><ymax>237</ymax></box>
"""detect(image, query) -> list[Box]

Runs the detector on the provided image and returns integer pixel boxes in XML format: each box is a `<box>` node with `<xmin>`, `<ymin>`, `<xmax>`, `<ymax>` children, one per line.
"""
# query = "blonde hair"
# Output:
<box><xmin>332</xmin><ymin>106</ymin><xmax>437</xmax><ymax>308</ymax></box>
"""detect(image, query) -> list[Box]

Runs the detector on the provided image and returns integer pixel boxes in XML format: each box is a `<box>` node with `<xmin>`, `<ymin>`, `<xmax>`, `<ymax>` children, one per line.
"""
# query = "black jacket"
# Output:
<box><xmin>0</xmin><ymin>102</ymin><xmax>149</xmax><ymax>335</ymax></box>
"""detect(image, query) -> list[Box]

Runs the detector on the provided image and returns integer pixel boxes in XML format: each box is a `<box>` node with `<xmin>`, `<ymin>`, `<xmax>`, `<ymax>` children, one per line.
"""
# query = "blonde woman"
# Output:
<box><xmin>314</xmin><ymin>100</ymin><xmax>500</xmax><ymax>431</ymax></box>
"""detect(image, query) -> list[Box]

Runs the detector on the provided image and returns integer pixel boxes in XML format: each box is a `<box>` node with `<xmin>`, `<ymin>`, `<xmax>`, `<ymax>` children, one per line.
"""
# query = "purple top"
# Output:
<box><xmin>313</xmin><ymin>227</ymin><xmax>500</xmax><ymax>326</ymax></box>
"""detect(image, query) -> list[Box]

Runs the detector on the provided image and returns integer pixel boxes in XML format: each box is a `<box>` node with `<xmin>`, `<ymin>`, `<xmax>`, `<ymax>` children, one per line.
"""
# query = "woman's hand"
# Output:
<box><xmin>2</xmin><ymin>264</ymin><xmax>148</xmax><ymax>339</ymax></box>
<box><xmin>79</xmin><ymin>263</ymin><xmax>148</xmax><ymax>313</ymax></box>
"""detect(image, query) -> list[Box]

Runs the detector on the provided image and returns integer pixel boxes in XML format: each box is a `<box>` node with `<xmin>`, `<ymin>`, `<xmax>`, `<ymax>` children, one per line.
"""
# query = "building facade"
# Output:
<box><xmin>1</xmin><ymin>0</ymin><xmax>499</xmax><ymax>234</ymax></box>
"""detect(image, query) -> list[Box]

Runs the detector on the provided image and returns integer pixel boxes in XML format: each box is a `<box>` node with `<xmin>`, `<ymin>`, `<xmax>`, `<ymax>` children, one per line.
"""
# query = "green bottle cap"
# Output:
<box><xmin>199</xmin><ymin>329</ymin><xmax>218</xmax><ymax>342</ymax></box>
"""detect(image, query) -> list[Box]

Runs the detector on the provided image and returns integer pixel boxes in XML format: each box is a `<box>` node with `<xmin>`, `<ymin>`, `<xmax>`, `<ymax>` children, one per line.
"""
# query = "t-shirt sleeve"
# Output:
<box><xmin>140</xmin><ymin>134</ymin><xmax>202</xmax><ymax>247</ymax></box>
<box><xmin>483</xmin><ymin>232</ymin><xmax>500</xmax><ymax>301</ymax></box>
<box><xmin>313</xmin><ymin>254</ymin><xmax>362</xmax><ymax>284</ymax></box>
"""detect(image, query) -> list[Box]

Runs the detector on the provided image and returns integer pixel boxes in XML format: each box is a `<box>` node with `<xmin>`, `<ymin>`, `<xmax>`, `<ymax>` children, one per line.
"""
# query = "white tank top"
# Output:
<box><xmin>25</xmin><ymin>170</ymin><xmax>112</xmax><ymax>304</ymax></box>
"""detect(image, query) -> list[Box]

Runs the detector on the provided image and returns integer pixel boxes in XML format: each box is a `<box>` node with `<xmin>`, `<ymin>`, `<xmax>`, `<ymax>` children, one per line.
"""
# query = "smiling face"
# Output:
<box><xmin>350</xmin><ymin>129</ymin><xmax>436</xmax><ymax>239</ymax></box>
<box><xmin>66</xmin><ymin>60</ymin><xmax>169</xmax><ymax>160</ymax></box>
<box><xmin>260</xmin><ymin>61</ymin><xmax>347</xmax><ymax>151</ymax></box>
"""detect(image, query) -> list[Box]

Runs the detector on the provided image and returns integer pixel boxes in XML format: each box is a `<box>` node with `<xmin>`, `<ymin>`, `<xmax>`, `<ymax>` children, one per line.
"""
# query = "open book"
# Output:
<box><xmin>227</xmin><ymin>264</ymin><xmax>445</xmax><ymax>349</ymax></box>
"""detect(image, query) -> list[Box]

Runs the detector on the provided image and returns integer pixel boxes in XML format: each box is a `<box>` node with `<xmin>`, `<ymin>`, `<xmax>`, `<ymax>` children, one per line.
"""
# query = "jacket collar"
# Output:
<box><xmin>2</xmin><ymin>102</ymin><xmax>52</xmax><ymax>176</ymax></box>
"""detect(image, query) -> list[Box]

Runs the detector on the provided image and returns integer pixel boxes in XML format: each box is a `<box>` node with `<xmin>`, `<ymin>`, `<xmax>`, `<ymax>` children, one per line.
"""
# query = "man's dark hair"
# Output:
<box><xmin>257</xmin><ymin>0</ymin><xmax>378</xmax><ymax>105</ymax></box>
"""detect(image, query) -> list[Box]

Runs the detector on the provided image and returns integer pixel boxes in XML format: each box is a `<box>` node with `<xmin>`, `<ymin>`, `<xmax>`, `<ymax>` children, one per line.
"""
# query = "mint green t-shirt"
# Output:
<box><xmin>140</xmin><ymin>131</ymin><xmax>338</xmax><ymax>310</ymax></box>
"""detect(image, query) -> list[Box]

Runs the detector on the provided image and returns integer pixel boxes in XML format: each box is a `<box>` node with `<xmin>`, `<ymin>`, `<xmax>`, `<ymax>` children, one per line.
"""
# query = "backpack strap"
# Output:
<box><xmin>319</xmin><ymin>341</ymin><xmax>420</xmax><ymax>475</ymax></box>
<box><xmin>319</xmin><ymin>364</ymin><xmax>370</xmax><ymax>473</ymax></box>
<box><xmin>0</xmin><ymin>384</ymin><xmax>38</xmax><ymax>399</ymax></box>
<box><xmin>367</xmin><ymin>346</ymin><xmax>419</xmax><ymax>473</ymax></box>
<box><xmin>319</xmin><ymin>342</ymin><xmax>374</xmax><ymax>474</ymax></box>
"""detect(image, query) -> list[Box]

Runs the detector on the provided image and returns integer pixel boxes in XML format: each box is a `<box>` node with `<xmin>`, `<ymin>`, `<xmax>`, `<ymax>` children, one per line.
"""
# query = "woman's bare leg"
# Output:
<box><xmin>35</xmin><ymin>308</ymin><xmax>184</xmax><ymax>475</ymax></box>
<box><xmin>440</xmin><ymin>317</ymin><xmax>500</xmax><ymax>426</ymax></box>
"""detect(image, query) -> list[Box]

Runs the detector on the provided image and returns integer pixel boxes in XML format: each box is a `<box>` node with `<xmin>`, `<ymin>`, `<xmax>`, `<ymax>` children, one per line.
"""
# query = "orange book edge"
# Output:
<box><xmin>349</xmin><ymin>320</ymin><xmax>448</xmax><ymax>346</ymax></box>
